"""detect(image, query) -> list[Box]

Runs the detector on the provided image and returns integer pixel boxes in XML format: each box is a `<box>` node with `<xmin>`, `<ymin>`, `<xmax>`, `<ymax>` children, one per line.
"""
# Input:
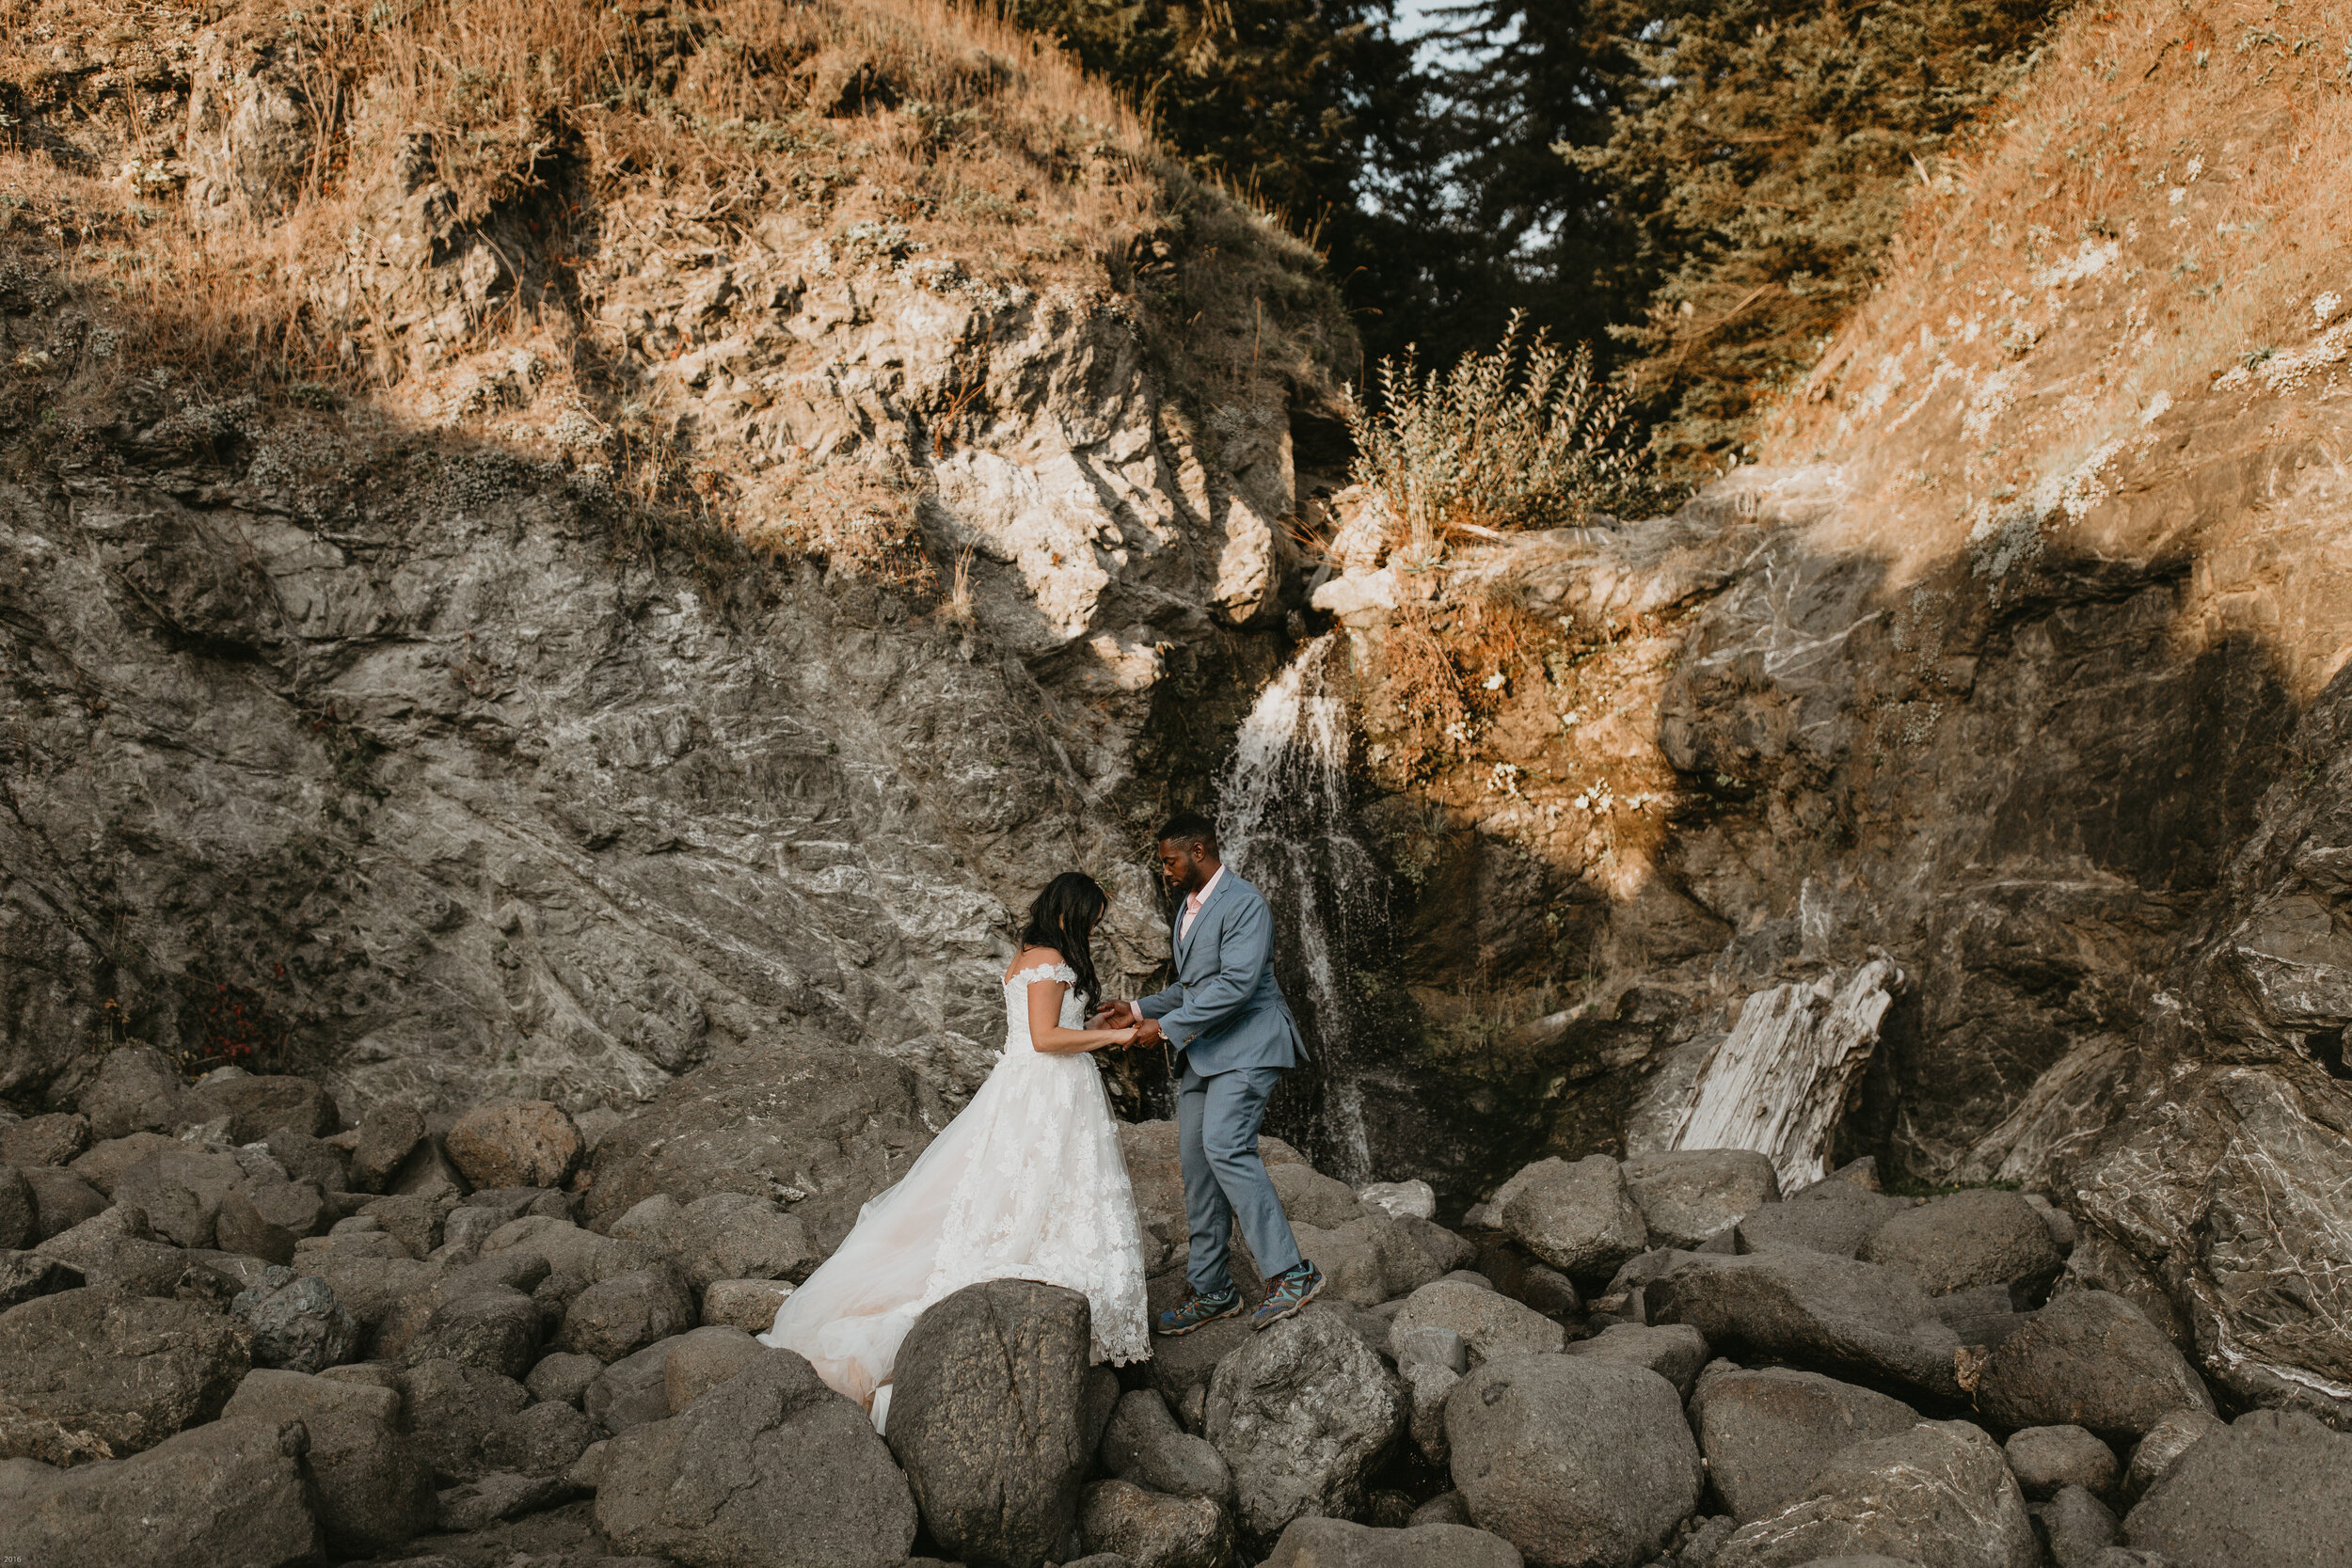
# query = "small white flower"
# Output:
<box><xmin>2314</xmin><ymin>292</ymin><xmax>2344</xmax><ymax>327</ymax></box>
<box><xmin>1483</xmin><ymin>672</ymin><xmax>1508</xmax><ymax>691</ymax></box>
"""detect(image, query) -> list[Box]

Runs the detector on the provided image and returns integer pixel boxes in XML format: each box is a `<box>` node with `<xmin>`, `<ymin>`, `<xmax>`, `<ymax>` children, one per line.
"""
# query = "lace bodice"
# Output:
<box><xmin>1002</xmin><ymin>962</ymin><xmax>1084</xmax><ymax>1055</ymax></box>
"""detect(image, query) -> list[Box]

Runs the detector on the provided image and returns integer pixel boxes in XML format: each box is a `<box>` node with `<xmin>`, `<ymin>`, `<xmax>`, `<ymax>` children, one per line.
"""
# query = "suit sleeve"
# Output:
<box><xmin>1156</xmin><ymin>895</ymin><xmax>1274</xmax><ymax>1046</ymax></box>
<box><xmin>1136</xmin><ymin>980</ymin><xmax>1184</xmax><ymax>1021</ymax></box>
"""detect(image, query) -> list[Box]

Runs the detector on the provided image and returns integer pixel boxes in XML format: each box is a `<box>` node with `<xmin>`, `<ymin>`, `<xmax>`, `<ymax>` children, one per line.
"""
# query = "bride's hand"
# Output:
<box><xmin>1110</xmin><ymin>1025</ymin><xmax>1140</xmax><ymax>1048</ymax></box>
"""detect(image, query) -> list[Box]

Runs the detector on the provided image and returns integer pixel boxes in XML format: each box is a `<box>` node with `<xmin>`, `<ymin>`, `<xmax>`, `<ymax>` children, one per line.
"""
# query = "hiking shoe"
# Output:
<box><xmin>1156</xmin><ymin>1287</ymin><xmax>1242</xmax><ymax>1337</ymax></box>
<box><xmin>1251</xmin><ymin>1261</ymin><xmax>1325</xmax><ymax>1329</ymax></box>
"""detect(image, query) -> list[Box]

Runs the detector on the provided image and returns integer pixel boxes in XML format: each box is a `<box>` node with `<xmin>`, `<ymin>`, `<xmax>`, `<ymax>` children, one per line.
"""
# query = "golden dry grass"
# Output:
<box><xmin>1762</xmin><ymin>0</ymin><xmax>2352</xmax><ymax>566</ymax></box>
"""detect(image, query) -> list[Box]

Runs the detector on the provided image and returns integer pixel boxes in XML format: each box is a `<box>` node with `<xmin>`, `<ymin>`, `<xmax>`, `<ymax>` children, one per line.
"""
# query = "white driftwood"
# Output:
<box><xmin>1667</xmin><ymin>958</ymin><xmax>1902</xmax><ymax>1191</ymax></box>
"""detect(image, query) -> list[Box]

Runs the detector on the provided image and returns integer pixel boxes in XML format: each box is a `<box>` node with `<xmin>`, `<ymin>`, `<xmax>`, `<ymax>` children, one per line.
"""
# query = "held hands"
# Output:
<box><xmin>1089</xmin><ymin>1000</ymin><xmax>1138</xmax><ymax>1029</ymax></box>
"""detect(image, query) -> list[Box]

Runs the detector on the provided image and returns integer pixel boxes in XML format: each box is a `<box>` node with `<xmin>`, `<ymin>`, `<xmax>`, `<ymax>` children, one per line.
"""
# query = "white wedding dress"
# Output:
<box><xmin>759</xmin><ymin>962</ymin><xmax>1150</xmax><ymax>1428</ymax></box>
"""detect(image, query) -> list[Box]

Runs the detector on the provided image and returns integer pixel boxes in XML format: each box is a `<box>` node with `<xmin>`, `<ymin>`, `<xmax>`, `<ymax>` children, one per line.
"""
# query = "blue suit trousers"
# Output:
<box><xmin>1177</xmin><ymin>1060</ymin><xmax>1304</xmax><ymax>1297</ymax></box>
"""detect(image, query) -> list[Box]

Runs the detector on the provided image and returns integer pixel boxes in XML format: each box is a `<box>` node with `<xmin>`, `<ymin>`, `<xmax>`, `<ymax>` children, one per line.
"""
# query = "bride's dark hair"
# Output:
<box><xmin>1020</xmin><ymin>872</ymin><xmax>1107</xmax><ymax>1006</ymax></box>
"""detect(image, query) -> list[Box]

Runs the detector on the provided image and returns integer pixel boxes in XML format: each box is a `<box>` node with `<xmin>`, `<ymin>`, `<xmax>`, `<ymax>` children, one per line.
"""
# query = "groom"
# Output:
<box><xmin>1095</xmin><ymin>809</ymin><xmax>1323</xmax><ymax>1333</ymax></box>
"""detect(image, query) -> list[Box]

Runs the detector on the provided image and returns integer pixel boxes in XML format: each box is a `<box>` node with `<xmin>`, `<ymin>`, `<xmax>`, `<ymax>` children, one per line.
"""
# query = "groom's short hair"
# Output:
<box><xmin>1156</xmin><ymin>809</ymin><xmax>1218</xmax><ymax>849</ymax></box>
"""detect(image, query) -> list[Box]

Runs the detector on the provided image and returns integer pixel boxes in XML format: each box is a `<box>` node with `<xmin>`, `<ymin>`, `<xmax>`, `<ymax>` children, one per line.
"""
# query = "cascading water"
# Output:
<box><xmin>1217</xmin><ymin>635</ymin><xmax>1390</xmax><ymax>1181</ymax></box>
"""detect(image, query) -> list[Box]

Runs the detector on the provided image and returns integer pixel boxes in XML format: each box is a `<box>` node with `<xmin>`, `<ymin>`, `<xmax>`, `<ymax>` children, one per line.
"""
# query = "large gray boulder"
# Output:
<box><xmin>1565</xmin><ymin>1323</ymin><xmax>1709</xmax><ymax>1399</ymax></box>
<box><xmin>1687</xmin><ymin>1365</ymin><xmax>1920</xmax><ymax>1523</ymax></box>
<box><xmin>231</xmin><ymin>1271</ymin><xmax>360</xmax><ymax>1372</ymax></box>
<box><xmin>1735</xmin><ymin>1185</ymin><xmax>1903</xmax><ymax>1259</ymax></box>
<box><xmin>1711</xmin><ymin>1419</ymin><xmax>2038</xmax><ymax>1568</ymax></box>
<box><xmin>21</xmin><ymin>1164</ymin><xmax>107</xmax><ymax>1240</ymax></box>
<box><xmin>2122</xmin><ymin>1410</ymin><xmax>2352</xmax><ymax>1567</ymax></box>
<box><xmin>560</xmin><ymin>1266</ymin><xmax>696</xmax><ymax>1362</ymax></box>
<box><xmin>1291</xmin><ymin>1212</ymin><xmax>1445</xmax><ymax>1306</ymax></box>
<box><xmin>0</xmin><ymin>1285</ymin><xmax>248</xmax><ymax>1455</ymax></box>
<box><xmin>1977</xmin><ymin>1291</ymin><xmax>2213</xmax><ymax>1441</ymax></box>
<box><xmin>28</xmin><ymin>1208</ymin><xmax>217</xmax><ymax>1299</ymax></box>
<box><xmin>1388</xmin><ymin>1278</ymin><xmax>1565</xmax><ymax>1366</ymax></box>
<box><xmin>1621</xmin><ymin>1150</ymin><xmax>1780</xmax><ymax>1250</ymax></box>
<box><xmin>1077</xmin><ymin>1478</ymin><xmax>1232</xmax><ymax>1568</ymax></box>
<box><xmin>2042</xmin><ymin>1485</ymin><xmax>2119</xmax><ymax>1568</ymax></box>
<box><xmin>1644</xmin><ymin>1252</ymin><xmax>1966</xmax><ymax>1400</ymax></box>
<box><xmin>2002</xmin><ymin>1425</ymin><xmax>2118</xmax><ymax>1499</ymax></box>
<box><xmin>663</xmin><ymin>1324</ymin><xmax>768</xmax><ymax>1413</ymax></box>
<box><xmin>73</xmin><ymin>1048</ymin><xmax>185</xmax><ymax>1141</ymax></box>
<box><xmin>349</xmin><ymin>1103</ymin><xmax>424</xmax><ymax>1194</ymax></box>
<box><xmin>1261</xmin><ymin>1515</ymin><xmax>1527</xmax><ymax>1567</ymax></box>
<box><xmin>667</xmin><ymin>1193</ymin><xmax>818</xmax><ymax>1291</ymax></box>
<box><xmin>886</xmin><ymin>1279</ymin><xmax>1113</xmax><ymax>1567</ymax></box>
<box><xmin>1446</xmin><ymin>1354</ymin><xmax>1702</xmax><ymax>1568</ymax></box>
<box><xmin>222</xmin><ymin>1367</ymin><xmax>437</xmax><ymax>1553</ymax></box>
<box><xmin>0</xmin><ymin>1415</ymin><xmax>319</xmax><ymax>1567</ymax></box>
<box><xmin>396</xmin><ymin>1358</ymin><xmax>531</xmax><ymax>1483</ymax></box>
<box><xmin>1496</xmin><ymin>1157</ymin><xmax>1649</xmax><ymax>1285</ymax></box>
<box><xmin>214</xmin><ymin>1173</ymin><xmax>333</xmax><ymax>1263</ymax></box>
<box><xmin>1208</xmin><ymin>1304</ymin><xmax>1405</xmax><ymax>1544</ymax></box>
<box><xmin>0</xmin><ymin>1248</ymin><xmax>83</xmax><ymax>1311</ymax></box>
<box><xmin>110</xmin><ymin>1147</ymin><xmax>245</xmax><ymax>1249</ymax></box>
<box><xmin>588</xmin><ymin>1334</ymin><xmax>686</xmax><ymax>1435</ymax></box>
<box><xmin>1860</xmin><ymin>1190</ymin><xmax>2063</xmax><ymax>1298</ymax></box>
<box><xmin>596</xmin><ymin>1348</ymin><xmax>918</xmax><ymax>1568</ymax></box>
<box><xmin>1101</xmin><ymin>1387</ymin><xmax>1236</xmax><ymax>1506</ymax></box>
<box><xmin>402</xmin><ymin>1282</ymin><xmax>544</xmax><ymax>1377</ymax></box>
<box><xmin>485</xmin><ymin>1396</ymin><xmax>596</xmax><ymax>1475</ymax></box>
<box><xmin>2</xmin><ymin>1111</ymin><xmax>91</xmax><ymax>1167</ymax></box>
<box><xmin>180</xmin><ymin>1070</ymin><xmax>339</xmax><ymax>1143</ymax></box>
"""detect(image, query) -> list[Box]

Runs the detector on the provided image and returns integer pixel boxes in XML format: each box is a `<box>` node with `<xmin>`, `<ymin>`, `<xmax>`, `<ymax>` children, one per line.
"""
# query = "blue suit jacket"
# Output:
<box><xmin>1137</xmin><ymin>870</ymin><xmax>1306</xmax><ymax>1075</ymax></box>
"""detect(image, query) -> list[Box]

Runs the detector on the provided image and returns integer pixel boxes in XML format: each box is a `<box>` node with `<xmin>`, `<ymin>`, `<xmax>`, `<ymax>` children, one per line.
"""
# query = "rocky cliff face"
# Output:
<box><xmin>0</xmin><ymin>0</ymin><xmax>1338</xmax><ymax>1247</ymax></box>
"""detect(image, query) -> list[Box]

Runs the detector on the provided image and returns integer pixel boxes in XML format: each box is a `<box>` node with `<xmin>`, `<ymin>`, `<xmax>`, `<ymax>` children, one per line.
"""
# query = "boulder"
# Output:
<box><xmin>1977</xmin><ymin>1291</ymin><xmax>2214</xmax><ymax>1442</ymax></box>
<box><xmin>261</xmin><ymin>1128</ymin><xmax>349</xmax><ymax>1193</ymax></box>
<box><xmin>1275</xmin><ymin>1164</ymin><xmax>1372</xmax><ymax>1227</ymax></box>
<box><xmin>65</xmin><ymin>1132</ymin><xmax>183</xmax><ymax>1197</ymax></box>
<box><xmin>669</xmin><ymin>1193</ymin><xmax>818</xmax><ymax>1291</ymax></box>
<box><xmin>397</xmin><ymin>1358</ymin><xmax>531</xmax><ymax>1482</ymax></box>
<box><xmin>110</xmin><ymin>1147</ymin><xmax>245</xmax><ymax>1249</ymax></box>
<box><xmin>1644</xmin><ymin>1252</ymin><xmax>1967</xmax><ymax>1400</ymax></box>
<box><xmin>1394</xmin><ymin>1215</ymin><xmax>1476</xmax><ymax>1275</ymax></box>
<box><xmin>0</xmin><ymin>1167</ymin><xmax>32</xmax><ymax>1250</ymax></box>
<box><xmin>351</xmin><ymin>1103</ymin><xmax>424</xmax><ymax>1193</ymax></box>
<box><xmin>0</xmin><ymin>1285</ymin><xmax>248</xmax><ymax>1455</ymax></box>
<box><xmin>232</xmin><ymin>1270</ymin><xmax>361</xmax><ymax>1371</ymax></box>
<box><xmin>887</xmin><ymin>1279</ymin><xmax>1111</xmax><ymax>1566</ymax></box>
<box><xmin>403</xmin><ymin>1283</ymin><xmax>545</xmax><ymax>1377</ymax></box>
<box><xmin>1409</xmin><ymin>1493</ymin><xmax>1474</xmax><ymax>1528</ymax></box>
<box><xmin>527</xmin><ymin>1349</ymin><xmax>605</xmax><ymax>1406</ymax></box>
<box><xmin>1101</xmin><ymin>1387</ymin><xmax>1236</xmax><ymax>1506</ymax></box>
<box><xmin>1078</xmin><ymin>1478</ymin><xmax>1233</xmax><ymax>1568</ymax></box>
<box><xmin>560</xmin><ymin>1266</ymin><xmax>695</xmax><ymax>1363</ymax></box>
<box><xmin>1388</xmin><ymin>1278</ymin><xmax>1565</xmax><ymax>1366</ymax></box>
<box><xmin>1496</xmin><ymin>1157</ymin><xmax>1649</xmax><ymax>1285</ymax></box>
<box><xmin>663</xmin><ymin>1324</ymin><xmax>767</xmax><ymax>1413</ymax></box>
<box><xmin>1735</xmin><ymin>1186</ymin><xmax>1903</xmax><ymax>1259</ymax></box>
<box><xmin>1711</xmin><ymin>1419</ymin><xmax>2038</xmax><ymax>1568</ymax></box>
<box><xmin>1446</xmin><ymin>1354</ymin><xmax>1702</xmax><ymax>1568</ymax></box>
<box><xmin>703</xmin><ymin>1277</ymin><xmax>795</xmax><ymax>1333</ymax></box>
<box><xmin>596</xmin><ymin>1348</ymin><xmax>919</xmax><ymax>1567</ymax></box>
<box><xmin>389</xmin><ymin>1136</ymin><xmax>469</xmax><ymax>1205</ymax></box>
<box><xmin>73</xmin><ymin>1048</ymin><xmax>185</xmax><ymax>1141</ymax></box>
<box><xmin>1140</xmin><ymin>1300</ymin><xmax>1257</xmax><ymax>1431</ymax></box>
<box><xmin>1860</xmin><ymin>1190</ymin><xmax>2064</xmax><ymax>1298</ymax></box>
<box><xmin>446</xmin><ymin>1099</ymin><xmax>584</xmax><ymax>1192</ymax></box>
<box><xmin>2003</xmin><ymin>1425</ymin><xmax>2117</xmax><ymax>1499</ymax></box>
<box><xmin>356</xmin><ymin>1191</ymin><xmax>442</xmax><ymax>1257</ymax></box>
<box><xmin>0</xmin><ymin>1415</ymin><xmax>319</xmax><ymax>1567</ymax></box>
<box><xmin>1621</xmin><ymin>1150</ymin><xmax>1780</xmax><ymax>1251</ymax></box>
<box><xmin>433</xmin><ymin>1466</ymin><xmax>571</xmax><ymax>1530</ymax></box>
<box><xmin>1208</xmin><ymin>1304</ymin><xmax>1404</xmax><ymax>1543</ymax></box>
<box><xmin>30</xmin><ymin>1208</ymin><xmax>217</xmax><ymax>1298</ymax></box>
<box><xmin>588</xmin><ymin>1336</ymin><xmax>686</xmax><ymax>1436</ymax></box>
<box><xmin>1263</xmin><ymin>1515</ymin><xmax>1527</xmax><ymax>1567</ymax></box>
<box><xmin>1687</xmin><ymin>1365</ymin><xmax>1921</xmax><ymax>1524</ymax></box>
<box><xmin>223</xmin><ymin>1367</ymin><xmax>437</xmax><ymax>1552</ymax></box>
<box><xmin>1358</xmin><ymin>1180</ymin><xmax>1438</xmax><ymax>1222</ymax></box>
<box><xmin>1293</xmin><ymin>1212</ymin><xmax>1443</xmax><ymax>1306</ymax></box>
<box><xmin>180</xmin><ymin>1071</ymin><xmax>339</xmax><ymax>1143</ymax></box>
<box><xmin>1403</xmin><ymin>1359</ymin><xmax>1460</xmax><ymax>1466</ymax></box>
<box><xmin>485</xmin><ymin>1396</ymin><xmax>596</xmax><ymax>1475</ymax></box>
<box><xmin>2121</xmin><ymin>1410</ymin><xmax>2352</xmax><ymax>1567</ymax></box>
<box><xmin>2119</xmin><ymin>1407</ymin><xmax>2224</xmax><ymax>1503</ymax></box>
<box><xmin>1565</xmin><ymin>1323</ymin><xmax>1710</xmax><ymax>1398</ymax></box>
<box><xmin>215</xmin><ymin>1174</ymin><xmax>333</xmax><ymax>1263</ymax></box>
<box><xmin>2043</xmin><ymin>1485</ymin><xmax>2119</xmax><ymax>1568</ymax></box>
<box><xmin>21</xmin><ymin>1165</ymin><xmax>106</xmax><ymax>1240</ymax></box>
<box><xmin>2</xmin><ymin>1114</ymin><xmax>90</xmax><ymax>1168</ymax></box>
<box><xmin>0</xmin><ymin>1249</ymin><xmax>83</xmax><ymax>1311</ymax></box>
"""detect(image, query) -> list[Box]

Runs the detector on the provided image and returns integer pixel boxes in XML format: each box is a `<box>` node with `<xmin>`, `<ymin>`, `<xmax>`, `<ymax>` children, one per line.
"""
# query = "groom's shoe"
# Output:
<box><xmin>1156</xmin><ymin>1287</ymin><xmax>1242</xmax><ymax>1337</ymax></box>
<box><xmin>1250</xmin><ymin>1260</ymin><xmax>1324</xmax><ymax>1329</ymax></box>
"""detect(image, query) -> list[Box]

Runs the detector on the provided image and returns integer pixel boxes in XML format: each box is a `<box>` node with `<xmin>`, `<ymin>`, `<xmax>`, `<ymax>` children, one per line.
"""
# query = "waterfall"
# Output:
<box><xmin>1218</xmin><ymin>635</ymin><xmax>1387</xmax><ymax>1180</ymax></box>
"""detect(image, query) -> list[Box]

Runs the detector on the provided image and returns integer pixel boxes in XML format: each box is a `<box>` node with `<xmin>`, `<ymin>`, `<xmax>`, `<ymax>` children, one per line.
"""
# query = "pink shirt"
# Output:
<box><xmin>1180</xmin><ymin>866</ymin><xmax>1225</xmax><ymax>942</ymax></box>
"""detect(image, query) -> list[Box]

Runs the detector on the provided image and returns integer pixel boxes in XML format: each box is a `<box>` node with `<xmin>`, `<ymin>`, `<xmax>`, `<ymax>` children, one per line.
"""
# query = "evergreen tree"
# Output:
<box><xmin>1567</xmin><ymin>0</ymin><xmax>2060</xmax><ymax>467</ymax></box>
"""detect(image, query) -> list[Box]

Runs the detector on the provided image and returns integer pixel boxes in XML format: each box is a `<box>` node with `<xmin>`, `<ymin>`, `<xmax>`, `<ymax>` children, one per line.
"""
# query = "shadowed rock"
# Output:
<box><xmin>0</xmin><ymin>1415</ymin><xmax>319</xmax><ymax>1567</ymax></box>
<box><xmin>1688</xmin><ymin>1365</ymin><xmax>1920</xmax><ymax>1524</ymax></box>
<box><xmin>1645</xmin><ymin>1252</ymin><xmax>1966</xmax><ymax>1400</ymax></box>
<box><xmin>1977</xmin><ymin>1291</ymin><xmax>2212</xmax><ymax>1442</ymax></box>
<box><xmin>0</xmin><ymin>1284</ymin><xmax>248</xmax><ymax>1455</ymax></box>
<box><xmin>1208</xmin><ymin>1305</ymin><xmax>1404</xmax><ymax>1545</ymax></box>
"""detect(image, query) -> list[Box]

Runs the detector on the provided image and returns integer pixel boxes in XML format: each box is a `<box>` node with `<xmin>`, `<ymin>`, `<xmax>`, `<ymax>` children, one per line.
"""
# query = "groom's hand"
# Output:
<box><xmin>1090</xmin><ymin>1000</ymin><xmax>1136</xmax><ymax>1029</ymax></box>
<box><xmin>1134</xmin><ymin>1018</ymin><xmax>1166</xmax><ymax>1047</ymax></box>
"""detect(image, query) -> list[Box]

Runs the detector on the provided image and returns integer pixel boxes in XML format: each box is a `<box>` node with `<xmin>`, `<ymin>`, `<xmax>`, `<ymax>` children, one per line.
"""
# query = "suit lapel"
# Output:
<box><xmin>1178</xmin><ymin>871</ymin><xmax>1238</xmax><ymax>973</ymax></box>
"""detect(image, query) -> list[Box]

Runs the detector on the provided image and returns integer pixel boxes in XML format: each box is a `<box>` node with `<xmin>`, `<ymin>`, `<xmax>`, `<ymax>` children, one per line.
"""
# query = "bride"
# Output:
<box><xmin>759</xmin><ymin>871</ymin><xmax>1152</xmax><ymax>1428</ymax></box>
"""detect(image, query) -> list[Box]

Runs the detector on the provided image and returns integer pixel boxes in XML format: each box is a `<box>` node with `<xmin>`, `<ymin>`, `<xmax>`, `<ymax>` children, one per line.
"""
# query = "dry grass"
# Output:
<box><xmin>1762</xmin><ymin>0</ymin><xmax>2352</xmax><ymax>560</ymax></box>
